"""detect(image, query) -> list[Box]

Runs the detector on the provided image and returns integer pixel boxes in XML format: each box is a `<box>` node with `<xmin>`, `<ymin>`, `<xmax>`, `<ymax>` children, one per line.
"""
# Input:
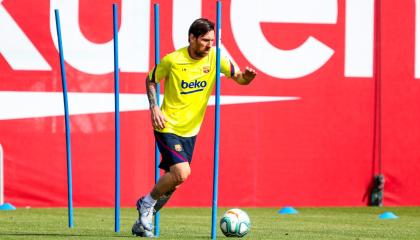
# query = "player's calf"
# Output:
<box><xmin>154</xmin><ymin>189</ymin><xmax>175</xmax><ymax>214</ymax></box>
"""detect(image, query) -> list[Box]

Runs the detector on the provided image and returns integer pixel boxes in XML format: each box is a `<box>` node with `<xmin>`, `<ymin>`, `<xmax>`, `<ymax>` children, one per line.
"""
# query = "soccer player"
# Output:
<box><xmin>132</xmin><ymin>18</ymin><xmax>257</xmax><ymax>237</ymax></box>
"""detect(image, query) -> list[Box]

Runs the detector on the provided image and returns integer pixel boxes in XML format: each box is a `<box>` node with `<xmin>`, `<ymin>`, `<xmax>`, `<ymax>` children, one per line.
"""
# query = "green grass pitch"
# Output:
<box><xmin>1</xmin><ymin>207</ymin><xmax>420</xmax><ymax>239</ymax></box>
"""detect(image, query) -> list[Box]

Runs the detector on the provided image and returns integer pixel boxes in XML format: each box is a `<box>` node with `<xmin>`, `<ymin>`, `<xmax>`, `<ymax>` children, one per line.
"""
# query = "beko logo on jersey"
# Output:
<box><xmin>180</xmin><ymin>80</ymin><xmax>207</xmax><ymax>94</ymax></box>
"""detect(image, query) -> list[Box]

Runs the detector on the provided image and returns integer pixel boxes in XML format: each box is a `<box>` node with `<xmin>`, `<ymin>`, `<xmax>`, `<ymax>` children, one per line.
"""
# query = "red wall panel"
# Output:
<box><xmin>0</xmin><ymin>0</ymin><xmax>419</xmax><ymax>207</ymax></box>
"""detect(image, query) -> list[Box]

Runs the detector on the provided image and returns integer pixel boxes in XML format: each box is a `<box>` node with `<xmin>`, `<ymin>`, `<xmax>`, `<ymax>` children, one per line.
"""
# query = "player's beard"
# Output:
<box><xmin>193</xmin><ymin>46</ymin><xmax>211</xmax><ymax>58</ymax></box>
<box><xmin>189</xmin><ymin>40</ymin><xmax>211</xmax><ymax>59</ymax></box>
<box><xmin>193</xmin><ymin>43</ymin><xmax>211</xmax><ymax>58</ymax></box>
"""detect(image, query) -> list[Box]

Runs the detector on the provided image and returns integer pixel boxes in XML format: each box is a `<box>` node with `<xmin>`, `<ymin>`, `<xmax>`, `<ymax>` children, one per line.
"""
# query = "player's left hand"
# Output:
<box><xmin>242</xmin><ymin>67</ymin><xmax>257</xmax><ymax>84</ymax></box>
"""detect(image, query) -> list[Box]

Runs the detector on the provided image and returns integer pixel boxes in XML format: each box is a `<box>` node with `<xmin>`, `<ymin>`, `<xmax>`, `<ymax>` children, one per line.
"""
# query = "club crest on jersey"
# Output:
<box><xmin>174</xmin><ymin>144</ymin><xmax>183</xmax><ymax>152</ymax></box>
<box><xmin>180</xmin><ymin>79</ymin><xmax>207</xmax><ymax>94</ymax></box>
<box><xmin>203</xmin><ymin>66</ymin><xmax>210</xmax><ymax>73</ymax></box>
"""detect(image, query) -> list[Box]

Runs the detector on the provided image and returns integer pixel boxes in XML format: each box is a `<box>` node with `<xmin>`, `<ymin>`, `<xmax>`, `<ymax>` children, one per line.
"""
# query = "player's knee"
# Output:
<box><xmin>174</xmin><ymin>167</ymin><xmax>190</xmax><ymax>184</ymax></box>
<box><xmin>170</xmin><ymin>162</ymin><xmax>191</xmax><ymax>185</ymax></box>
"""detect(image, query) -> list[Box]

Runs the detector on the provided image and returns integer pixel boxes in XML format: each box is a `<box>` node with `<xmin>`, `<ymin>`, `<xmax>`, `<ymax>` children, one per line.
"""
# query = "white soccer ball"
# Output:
<box><xmin>219</xmin><ymin>208</ymin><xmax>251</xmax><ymax>237</ymax></box>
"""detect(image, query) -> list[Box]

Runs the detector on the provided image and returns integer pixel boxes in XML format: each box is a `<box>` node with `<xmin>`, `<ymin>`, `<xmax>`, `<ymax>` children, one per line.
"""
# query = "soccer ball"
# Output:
<box><xmin>219</xmin><ymin>208</ymin><xmax>250</xmax><ymax>237</ymax></box>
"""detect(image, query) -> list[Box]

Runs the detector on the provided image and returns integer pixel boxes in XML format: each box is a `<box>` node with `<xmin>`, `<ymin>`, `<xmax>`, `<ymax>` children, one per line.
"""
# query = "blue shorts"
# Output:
<box><xmin>154</xmin><ymin>131</ymin><xmax>197</xmax><ymax>172</ymax></box>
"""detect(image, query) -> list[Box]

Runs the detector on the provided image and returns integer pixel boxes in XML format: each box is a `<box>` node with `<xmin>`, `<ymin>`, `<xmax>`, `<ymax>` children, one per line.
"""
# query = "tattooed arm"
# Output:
<box><xmin>146</xmin><ymin>76</ymin><xmax>167</xmax><ymax>130</ymax></box>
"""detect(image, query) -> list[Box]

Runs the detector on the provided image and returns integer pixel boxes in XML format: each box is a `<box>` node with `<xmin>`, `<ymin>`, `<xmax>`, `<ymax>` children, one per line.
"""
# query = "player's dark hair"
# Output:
<box><xmin>188</xmin><ymin>18</ymin><xmax>215</xmax><ymax>43</ymax></box>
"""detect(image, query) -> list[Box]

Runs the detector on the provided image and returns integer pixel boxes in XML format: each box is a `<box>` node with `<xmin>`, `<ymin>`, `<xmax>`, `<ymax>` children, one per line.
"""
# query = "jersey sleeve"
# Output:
<box><xmin>148</xmin><ymin>55</ymin><xmax>171</xmax><ymax>83</ymax></box>
<box><xmin>220</xmin><ymin>54</ymin><xmax>240</xmax><ymax>78</ymax></box>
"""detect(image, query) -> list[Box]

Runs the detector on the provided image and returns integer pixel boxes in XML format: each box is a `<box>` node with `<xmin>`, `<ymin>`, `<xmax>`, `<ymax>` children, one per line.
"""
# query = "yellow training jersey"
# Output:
<box><xmin>149</xmin><ymin>47</ymin><xmax>239</xmax><ymax>137</ymax></box>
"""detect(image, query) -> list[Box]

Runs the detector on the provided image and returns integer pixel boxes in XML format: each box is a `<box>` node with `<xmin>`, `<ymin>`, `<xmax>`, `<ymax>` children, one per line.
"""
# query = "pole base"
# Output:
<box><xmin>0</xmin><ymin>203</ymin><xmax>16</xmax><ymax>210</ymax></box>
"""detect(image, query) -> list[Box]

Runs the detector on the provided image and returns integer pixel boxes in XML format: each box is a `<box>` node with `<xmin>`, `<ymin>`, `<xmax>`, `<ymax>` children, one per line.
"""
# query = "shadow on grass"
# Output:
<box><xmin>0</xmin><ymin>232</ymin><xmax>213</xmax><ymax>239</ymax></box>
<box><xmin>0</xmin><ymin>232</ymin><xmax>123</xmax><ymax>238</ymax></box>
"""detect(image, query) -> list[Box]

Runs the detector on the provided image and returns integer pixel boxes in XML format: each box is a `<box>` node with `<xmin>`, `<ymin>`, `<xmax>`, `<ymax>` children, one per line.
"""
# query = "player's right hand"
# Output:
<box><xmin>151</xmin><ymin>106</ymin><xmax>167</xmax><ymax>130</ymax></box>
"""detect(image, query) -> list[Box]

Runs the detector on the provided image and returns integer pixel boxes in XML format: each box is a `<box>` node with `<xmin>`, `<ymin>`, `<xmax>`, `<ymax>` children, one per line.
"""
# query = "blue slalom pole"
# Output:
<box><xmin>54</xmin><ymin>9</ymin><xmax>74</xmax><ymax>229</ymax></box>
<box><xmin>112</xmin><ymin>3</ymin><xmax>121</xmax><ymax>233</ymax></box>
<box><xmin>211</xmin><ymin>1</ymin><xmax>222</xmax><ymax>239</ymax></box>
<box><xmin>153</xmin><ymin>3</ymin><xmax>161</xmax><ymax>237</ymax></box>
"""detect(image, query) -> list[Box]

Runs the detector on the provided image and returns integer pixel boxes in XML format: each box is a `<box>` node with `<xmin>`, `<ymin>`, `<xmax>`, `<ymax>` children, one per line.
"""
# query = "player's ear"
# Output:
<box><xmin>189</xmin><ymin>33</ymin><xmax>195</xmax><ymax>44</ymax></box>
